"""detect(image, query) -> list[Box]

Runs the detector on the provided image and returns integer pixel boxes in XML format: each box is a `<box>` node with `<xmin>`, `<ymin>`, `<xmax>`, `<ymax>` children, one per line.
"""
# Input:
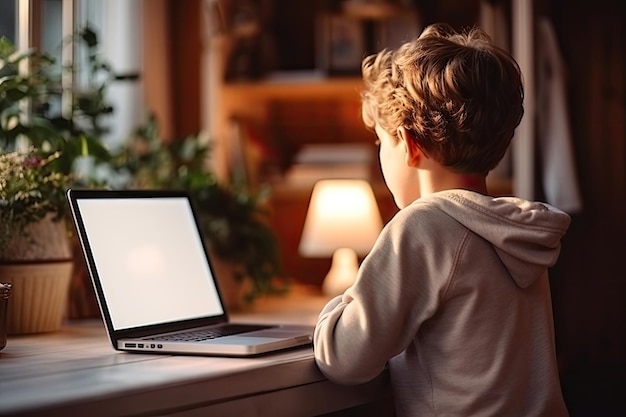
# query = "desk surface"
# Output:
<box><xmin>0</xmin><ymin>286</ymin><xmax>393</xmax><ymax>417</ymax></box>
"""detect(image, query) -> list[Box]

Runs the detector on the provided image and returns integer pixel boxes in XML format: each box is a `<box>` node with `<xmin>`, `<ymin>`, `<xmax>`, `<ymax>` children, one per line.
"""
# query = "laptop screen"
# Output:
<box><xmin>75</xmin><ymin>195</ymin><xmax>224</xmax><ymax>330</ymax></box>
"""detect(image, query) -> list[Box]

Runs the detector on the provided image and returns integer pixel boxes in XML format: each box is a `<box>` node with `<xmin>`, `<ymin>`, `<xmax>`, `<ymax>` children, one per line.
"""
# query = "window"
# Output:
<box><xmin>6</xmin><ymin>0</ymin><xmax>143</xmax><ymax>150</ymax></box>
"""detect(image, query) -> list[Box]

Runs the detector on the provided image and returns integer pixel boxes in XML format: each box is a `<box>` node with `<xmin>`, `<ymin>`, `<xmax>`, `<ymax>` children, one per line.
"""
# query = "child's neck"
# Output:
<box><xmin>457</xmin><ymin>173</ymin><xmax>489</xmax><ymax>194</ymax></box>
<box><xmin>418</xmin><ymin>167</ymin><xmax>488</xmax><ymax>196</ymax></box>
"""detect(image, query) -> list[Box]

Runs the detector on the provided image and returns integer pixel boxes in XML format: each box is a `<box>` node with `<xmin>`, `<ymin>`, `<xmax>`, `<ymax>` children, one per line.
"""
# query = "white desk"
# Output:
<box><xmin>0</xmin><ymin>287</ymin><xmax>394</xmax><ymax>417</ymax></box>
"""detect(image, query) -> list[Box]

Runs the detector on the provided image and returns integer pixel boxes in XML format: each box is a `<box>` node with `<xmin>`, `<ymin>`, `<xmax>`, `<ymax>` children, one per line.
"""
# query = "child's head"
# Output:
<box><xmin>361</xmin><ymin>23</ymin><xmax>524</xmax><ymax>175</ymax></box>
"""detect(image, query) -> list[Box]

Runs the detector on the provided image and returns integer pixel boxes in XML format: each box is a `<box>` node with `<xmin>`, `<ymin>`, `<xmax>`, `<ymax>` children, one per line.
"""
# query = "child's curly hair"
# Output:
<box><xmin>361</xmin><ymin>23</ymin><xmax>524</xmax><ymax>175</ymax></box>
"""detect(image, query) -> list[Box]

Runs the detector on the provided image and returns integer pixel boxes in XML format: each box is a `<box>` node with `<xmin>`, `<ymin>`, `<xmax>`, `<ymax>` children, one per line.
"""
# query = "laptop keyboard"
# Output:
<box><xmin>146</xmin><ymin>324</ymin><xmax>272</xmax><ymax>342</ymax></box>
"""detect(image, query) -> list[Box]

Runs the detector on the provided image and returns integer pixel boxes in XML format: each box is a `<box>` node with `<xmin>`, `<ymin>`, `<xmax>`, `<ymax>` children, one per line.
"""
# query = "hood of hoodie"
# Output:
<box><xmin>419</xmin><ymin>190</ymin><xmax>571</xmax><ymax>288</ymax></box>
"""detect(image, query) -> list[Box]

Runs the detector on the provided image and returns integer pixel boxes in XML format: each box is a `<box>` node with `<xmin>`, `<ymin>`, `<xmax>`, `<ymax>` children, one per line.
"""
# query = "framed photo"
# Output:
<box><xmin>316</xmin><ymin>14</ymin><xmax>365</xmax><ymax>75</ymax></box>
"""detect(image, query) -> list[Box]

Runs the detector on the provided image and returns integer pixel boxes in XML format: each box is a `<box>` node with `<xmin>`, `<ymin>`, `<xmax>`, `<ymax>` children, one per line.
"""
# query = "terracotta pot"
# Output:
<box><xmin>0</xmin><ymin>214</ymin><xmax>74</xmax><ymax>334</ymax></box>
<box><xmin>0</xmin><ymin>214</ymin><xmax>72</xmax><ymax>262</ymax></box>
<box><xmin>0</xmin><ymin>261</ymin><xmax>73</xmax><ymax>334</ymax></box>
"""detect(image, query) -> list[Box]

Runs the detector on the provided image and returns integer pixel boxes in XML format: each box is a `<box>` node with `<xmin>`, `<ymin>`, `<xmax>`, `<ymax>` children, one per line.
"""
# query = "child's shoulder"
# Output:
<box><xmin>388</xmin><ymin>195</ymin><xmax>462</xmax><ymax>232</ymax></box>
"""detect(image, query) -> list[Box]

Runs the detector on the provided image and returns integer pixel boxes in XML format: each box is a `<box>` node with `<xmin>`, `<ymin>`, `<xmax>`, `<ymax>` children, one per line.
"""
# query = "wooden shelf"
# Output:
<box><xmin>221</xmin><ymin>74</ymin><xmax>363</xmax><ymax>101</ymax></box>
<box><xmin>342</xmin><ymin>2</ymin><xmax>416</xmax><ymax>20</ymax></box>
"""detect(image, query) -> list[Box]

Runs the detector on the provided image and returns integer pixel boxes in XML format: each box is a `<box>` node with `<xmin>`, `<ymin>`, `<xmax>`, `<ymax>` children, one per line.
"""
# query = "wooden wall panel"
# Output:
<box><xmin>142</xmin><ymin>0</ymin><xmax>174</xmax><ymax>139</ymax></box>
<box><xmin>547</xmin><ymin>1</ymin><xmax>626</xmax><ymax>414</ymax></box>
<box><xmin>170</xmin><ymin>0</ymin><xmax>202</xmax><ymax>138</ymax></box>
<box><xmin>143</xmin><ymin>0</ymin><xmax>201</xmax><ymax>140</ymax></box>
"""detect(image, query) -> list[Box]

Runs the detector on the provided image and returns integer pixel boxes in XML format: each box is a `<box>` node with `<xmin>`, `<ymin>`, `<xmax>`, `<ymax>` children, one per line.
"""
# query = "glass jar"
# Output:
<box><xmin>0</xmin><ymin>282</ymin><xmax>11</xmax><ymax>350</ymax></box>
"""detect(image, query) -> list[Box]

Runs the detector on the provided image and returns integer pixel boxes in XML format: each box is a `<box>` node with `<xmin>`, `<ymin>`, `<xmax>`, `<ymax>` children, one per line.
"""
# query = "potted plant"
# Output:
<box><xmin>109</xmin><ymin>115</ymin><xmax>289</xmax><ymax>308</ymax></box>
<box><xmin>0</xmin><ymin>29</ymin><xmax>113</xmax><ymax>332</ymax></box>
<box><xmin>0</xmin><ymin>148</ymin><xmax>74</xmax><ymax>333</ymax></box>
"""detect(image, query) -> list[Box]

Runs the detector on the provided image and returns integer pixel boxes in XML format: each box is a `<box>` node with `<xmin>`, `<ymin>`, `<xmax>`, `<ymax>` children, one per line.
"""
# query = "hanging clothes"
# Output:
<box><xmin>535</xmin><ymin>17</ymin><xmax>583</xmax><ymax>213</ymax></box>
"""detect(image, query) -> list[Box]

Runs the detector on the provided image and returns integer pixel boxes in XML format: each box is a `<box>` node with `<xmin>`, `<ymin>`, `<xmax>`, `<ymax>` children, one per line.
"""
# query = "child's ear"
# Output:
<box><xmin>397</xmin><ymin>127</ymin><xmax>422</xmax><ymax>167</ymax></box>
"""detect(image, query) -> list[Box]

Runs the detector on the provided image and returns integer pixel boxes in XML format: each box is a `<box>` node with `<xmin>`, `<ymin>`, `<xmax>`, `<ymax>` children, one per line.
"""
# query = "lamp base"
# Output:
<box><xmin>322</xmin><ymin>248</ymin><xmax>359</xmax><ymax>297</ymax></box>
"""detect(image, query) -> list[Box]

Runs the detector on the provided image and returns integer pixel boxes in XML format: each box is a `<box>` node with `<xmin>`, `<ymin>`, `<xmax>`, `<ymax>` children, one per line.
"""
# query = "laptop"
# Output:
<box><xmin>66</xmin><ymin>188</ymin><xmax>313</xmax><ymax>356</ymax></box>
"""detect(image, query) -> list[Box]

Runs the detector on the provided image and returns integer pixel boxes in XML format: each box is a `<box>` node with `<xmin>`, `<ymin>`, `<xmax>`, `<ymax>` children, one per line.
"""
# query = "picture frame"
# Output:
<box><xmin>316</xmin><ymin>14</ymin><xmax>365</xmax><ymax>75</ymax></box>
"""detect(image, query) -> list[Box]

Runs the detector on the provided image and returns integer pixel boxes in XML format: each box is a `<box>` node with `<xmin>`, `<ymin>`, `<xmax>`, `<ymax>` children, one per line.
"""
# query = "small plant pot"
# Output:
<box><xmin>0</xmin><ymin>261</ymin><xmax>73</xmax><ymax>334</ymax></box>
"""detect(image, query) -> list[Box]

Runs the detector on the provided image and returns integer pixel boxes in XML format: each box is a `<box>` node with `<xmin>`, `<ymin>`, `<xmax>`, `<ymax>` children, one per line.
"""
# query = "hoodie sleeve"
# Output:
<box><xmin>313</xmin><ymin>204</ymin><xmax>456</xmax><ymax>385</ymax></box>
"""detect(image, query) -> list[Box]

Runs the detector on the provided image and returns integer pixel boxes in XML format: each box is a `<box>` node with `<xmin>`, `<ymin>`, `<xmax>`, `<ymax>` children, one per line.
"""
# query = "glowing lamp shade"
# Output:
<box><xmin>298</xmin><ymin>179</ymin><xmax>383</xmax><ymax>296</ymax></box>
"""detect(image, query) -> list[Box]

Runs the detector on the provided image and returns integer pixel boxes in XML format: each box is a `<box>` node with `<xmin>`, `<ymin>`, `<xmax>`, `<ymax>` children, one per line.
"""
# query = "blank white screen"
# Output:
<box><xmin>77</xmin><ymin>197</ymin><xmax>224</xmax><ymax>330</ymax></box>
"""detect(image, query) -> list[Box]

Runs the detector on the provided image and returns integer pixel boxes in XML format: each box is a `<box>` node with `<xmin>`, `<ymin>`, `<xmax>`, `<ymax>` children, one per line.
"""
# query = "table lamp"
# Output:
<box><xmin>298</xmin><ymin>179</ymin><xmax>383</xmax><ymax>296</ymax></box>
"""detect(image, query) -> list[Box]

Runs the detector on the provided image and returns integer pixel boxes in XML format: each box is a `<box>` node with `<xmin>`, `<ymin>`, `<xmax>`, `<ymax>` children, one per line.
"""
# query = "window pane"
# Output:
<box><xmin>0</xmin><ymin>0</ymin><xmax>16</xmax><ymax>42</ymax></box>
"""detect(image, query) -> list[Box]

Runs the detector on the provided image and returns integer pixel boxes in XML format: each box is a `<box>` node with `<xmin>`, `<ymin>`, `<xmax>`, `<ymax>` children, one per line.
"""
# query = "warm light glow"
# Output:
<box><xmin>299</xmin><ymin>179</ymin><xmax>383</xmax><ymax>296</ymax></box>
<box><xmin>299</xmin><ymin>179</ymin><xmax>383</xmax><ymax>257</ymax></box>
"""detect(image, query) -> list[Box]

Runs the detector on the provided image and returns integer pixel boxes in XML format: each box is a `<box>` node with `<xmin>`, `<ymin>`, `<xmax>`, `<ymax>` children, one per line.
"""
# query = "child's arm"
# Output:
<box><xmin>313</xmin><ymin>206</ymin><xmax>449</xmax><ymax>385</ymax></box>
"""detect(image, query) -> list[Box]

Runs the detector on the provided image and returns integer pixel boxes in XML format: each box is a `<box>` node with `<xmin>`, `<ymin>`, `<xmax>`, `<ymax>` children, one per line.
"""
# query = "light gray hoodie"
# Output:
<box><xmin>314</xmin><ymin>189</ymin><xmax>571</xmax><ymax>416</ymax></box>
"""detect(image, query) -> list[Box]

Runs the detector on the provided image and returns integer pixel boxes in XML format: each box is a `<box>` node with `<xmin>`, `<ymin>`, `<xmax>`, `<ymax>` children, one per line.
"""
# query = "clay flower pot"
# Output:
<box><xmin>0</xmin><ymin>214</ymin><xmax>73</xmax><ymax>334</ymax></box>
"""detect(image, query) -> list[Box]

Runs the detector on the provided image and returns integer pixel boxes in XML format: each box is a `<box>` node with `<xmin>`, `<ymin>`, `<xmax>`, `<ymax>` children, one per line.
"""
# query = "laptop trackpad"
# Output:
<box><xmin>207</xmin><ymin>330</ymin><xmax>312</xmax><ymax>345</ymax></box>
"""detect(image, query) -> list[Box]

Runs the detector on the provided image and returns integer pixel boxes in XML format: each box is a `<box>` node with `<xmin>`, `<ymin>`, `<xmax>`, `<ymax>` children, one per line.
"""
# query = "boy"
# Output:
<box><xmin>313</xmin><ymin>23</ymin><xmax>570</xmax><ymax>416</ymax></box>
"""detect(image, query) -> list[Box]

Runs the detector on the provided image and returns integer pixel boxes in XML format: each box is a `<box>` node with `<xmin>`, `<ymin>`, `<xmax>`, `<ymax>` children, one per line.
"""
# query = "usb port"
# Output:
<box><xmin>125</xmin><ymin>343</ymin><xmax>137</xmax><ymax>348</ymax></box>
